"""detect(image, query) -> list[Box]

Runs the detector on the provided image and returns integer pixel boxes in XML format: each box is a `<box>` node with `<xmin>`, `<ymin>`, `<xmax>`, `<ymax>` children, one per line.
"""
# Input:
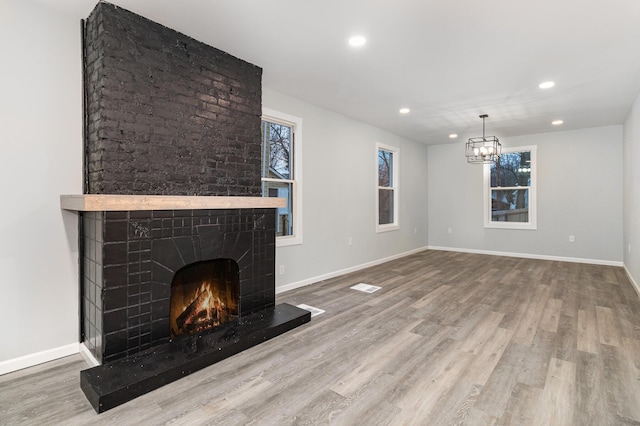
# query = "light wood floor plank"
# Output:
<box><xmin>539</xmin><ymin>298</ymin><xmax>563</xmax><ymax>332</ymax></box>
<box><xmin>330</xmin><ymin>320</ymin><xmax>422</xmax><ymax>397</ymax></box>
<box><xmin>532</xmin><ymin>357</ymin><xmax>577</xmax><ymax>425</ymax></box>
<box><xmin>512</xmin><ymin>284</ymin><xmax>553</xmax><ymax>346</ymax></box>
<box><xmin>497</xmin><ymin>382</ymin><xmax>543</xmax><ymax>426</ymax></box>
<box><xmin>596</xmin><ymin>305</ymin><xmax>624</xmax><ymax>347</ymax></box>
<box><xmin>577</xmin><ymin>308</ymin><xmax>599</xmax><ymax>354</ymax></box>
<box><xmin>601</xmin><ymin>343</ymin><xmax>640</xmax><ymax>422</ymax></box>
<box><xmin>465</xmin><ymin>327</ymin><xmax>514</xmax><ymax>386</ymax></box>
<box><xmin>575</xmin><ymin>350</ymin><xmax>611</xmax><ymax>426</ymax></box>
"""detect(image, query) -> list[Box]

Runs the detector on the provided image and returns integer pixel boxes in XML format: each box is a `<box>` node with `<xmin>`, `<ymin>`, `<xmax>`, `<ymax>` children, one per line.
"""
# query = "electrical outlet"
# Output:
<box><xmin>447</xmin><ymin>227</ymin><xmax>453</xmax><ymax>234</ymax></box>
<box><xmin>569</xmin><ymin>235</ymin><xmax>575</xmax><ymax>243</ymax></box>
<box><xmin>279</xmin><ymin>265</ymin><xmax>285</xmax><ymax>275</ymax></box>
<box><xmin>348</xmin><ymin>237</ymin><xmax>353</xmax><ymax>246</ymax></box>
<box><xmin>414</xmin><ymin>228</ymin><xmax>417</xmax><ymax>234</ymax></box>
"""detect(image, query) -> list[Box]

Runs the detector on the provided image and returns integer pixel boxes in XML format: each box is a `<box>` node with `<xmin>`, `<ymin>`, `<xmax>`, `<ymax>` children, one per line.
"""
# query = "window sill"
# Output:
<box><xmin>484</xmin><ymin>222</ymin><xmax>537</xmax><ymax>230</ymax></box>
<box><xmin>376</xmin><ymin>224</ymin><xmax>399</xmax><ymax>233</ymax></box>
<box><xmin>276</xmin><ymin>235</ymin><xmax>303</xmax><ymax>247</ymax></box>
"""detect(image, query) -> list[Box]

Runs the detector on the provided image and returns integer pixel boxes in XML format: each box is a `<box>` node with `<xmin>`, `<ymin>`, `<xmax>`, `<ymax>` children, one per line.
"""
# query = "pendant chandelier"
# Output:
<box><xmin>465</xmin><ymin>114</ymin><xmax>501</xmax><ymax>164</ymax></box>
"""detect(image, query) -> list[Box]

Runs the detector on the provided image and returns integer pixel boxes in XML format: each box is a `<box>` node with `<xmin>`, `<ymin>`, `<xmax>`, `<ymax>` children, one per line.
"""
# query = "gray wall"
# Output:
<box><xmin>263</xmin><ymin>88</ymin><xmax>429</xmax><ymax>291</ymax></box>
<box><xmin>428</xmin><ymin>126</ymin><xmax>623</xmax><ymax>263</ymax></box>
<box><xmin>624</xmin><ymin>93</ymin><xmax>640</xmax><ymax>288</ymax></box>
<box><xmin>0</xmin><ymin>0</ymin><xmax>82</xmax><ymax>366</ymax></box>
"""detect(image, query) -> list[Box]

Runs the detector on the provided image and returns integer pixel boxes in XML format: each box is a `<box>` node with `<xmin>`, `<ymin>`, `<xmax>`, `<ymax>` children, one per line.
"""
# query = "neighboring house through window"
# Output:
<box><xmin>484</xmin><ymin>145</ymin><xmax>537</xmax><ymax>229</ymax></box>
<box><xmin>376</xmin><ymin>143</ymin><xmax>399</xmax><ymax>232</ymax></box>
<box><xmin>261</xmin><ymin>108</ymin><xmax>302</xmax><ymax>246</ymax></box>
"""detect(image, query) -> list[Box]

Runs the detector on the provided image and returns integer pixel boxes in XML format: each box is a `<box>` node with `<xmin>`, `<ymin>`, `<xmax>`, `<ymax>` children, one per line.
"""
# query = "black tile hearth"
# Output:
<box><xmin>81</xmin><ymin>303</ymin><xmax>310</xmax><ymax>413</ymax></box>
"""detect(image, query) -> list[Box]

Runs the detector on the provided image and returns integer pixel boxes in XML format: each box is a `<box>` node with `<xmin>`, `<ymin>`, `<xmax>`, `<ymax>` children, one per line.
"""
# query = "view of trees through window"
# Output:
<box><xmin>261</xmin><ymin>120</ymin><xmax>294</xmax><ymax>236</ymax></box>
<box><xmin>378</xmin><ymin>148</ymin><xmax>395</xmax><ymax>225</ymax></box>
<box><xmin>490</xmin><ymin>151</ymin><xmax>531</xmax><ymax>222</ymax></box>
<box><xmin>263</xmin><ymin>122</ymin><xmax>291</xmax><ymax>179</ymax></box>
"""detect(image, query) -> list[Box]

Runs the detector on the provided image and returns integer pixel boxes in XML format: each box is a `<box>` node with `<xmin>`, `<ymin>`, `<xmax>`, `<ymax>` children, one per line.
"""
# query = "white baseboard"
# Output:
<box><xmin>625</xmin><ymin>265</ymin><xmax>640</xmax><ymax>298</ymax></box>
<box><xmin>276</xmin><ymin>246</ymin><xmax>428</xmax><ymax>294</ymax></box>
<box><xmin>427</xmin><ymin>246</ymin><xmax>624</xmax><ymax>267</ymax></box>
<box><xmin>0</xmin><ymin>343</ymin><xmax>79</xmax><ymax>376</ymax></box>
<box><xmin>79</xmin><ymin>342</ymin><xmax>100</xmax><ymax>367</ymax></box>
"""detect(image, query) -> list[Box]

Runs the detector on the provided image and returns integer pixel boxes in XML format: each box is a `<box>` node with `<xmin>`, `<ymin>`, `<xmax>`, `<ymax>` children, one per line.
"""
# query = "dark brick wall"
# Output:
<box><xmin>84</xmin><ymin>208</ymin><xmax>276</xmax><ymax>363</ymax></box>
<box><xmin>84</xmin><ymin>2</ymin><xmax>263</xmax><ymax>196</ymax></box>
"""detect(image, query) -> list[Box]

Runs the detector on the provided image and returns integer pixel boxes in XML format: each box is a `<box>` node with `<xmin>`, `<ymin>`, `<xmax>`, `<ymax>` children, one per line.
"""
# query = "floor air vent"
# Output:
<box><xmin>296</xmin><ymin>304</ymin><xmax>325</xmax><ymax>317</ymax></box>
<box><xmin>350</xmin><ymin>283</ymin><xmax>381</xmax><ymax>293</ymax></box>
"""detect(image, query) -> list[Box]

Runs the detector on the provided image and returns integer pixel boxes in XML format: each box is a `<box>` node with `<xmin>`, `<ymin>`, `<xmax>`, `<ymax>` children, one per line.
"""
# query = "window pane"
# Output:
<box><xmin>378</xmin><ymin>149</ymin><xmax>393</xmax><ymax>187</ymax></box>
<box><xmin>263</xmin><ymin>180</ymin><xmax>293</xmax><ymax>236</ymax></box>
<box><xmin>378</xmin><ymin>189</ymin><xmax>394</xmax><ymax>225</ymax></box>
<box><xmin>491</xmin><ymin>189</ymin><xmax>529</xmax><ymax>222</ymax></box>
<box><xmin>490</xmin><ymin>151</ymin><xmax>531</xmax><ymax>188</ymax></box>
<box><xmin>261</xmin><ymin>121</ymin><xmax>292</xmax><ymax>179</ymax></box>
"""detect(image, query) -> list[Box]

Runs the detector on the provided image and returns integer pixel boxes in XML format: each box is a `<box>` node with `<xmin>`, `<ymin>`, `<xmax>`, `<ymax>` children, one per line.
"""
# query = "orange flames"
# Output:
<box><xmin>181</xmin><ymin>282</ymin><xmax>226</xmax><ymax>328</ymax></box>
<box><xmin>175</xmin><ymin>281</ymin><xmax>228</xmax><ymax>336</ymax></box>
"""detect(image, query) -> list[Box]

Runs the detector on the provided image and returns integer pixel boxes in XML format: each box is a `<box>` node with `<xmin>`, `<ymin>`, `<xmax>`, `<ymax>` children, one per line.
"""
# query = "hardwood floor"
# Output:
<box><xmin>1</xmin><ymin>250</ymin><xmax>640</xmax><ymax>425</ymax></box>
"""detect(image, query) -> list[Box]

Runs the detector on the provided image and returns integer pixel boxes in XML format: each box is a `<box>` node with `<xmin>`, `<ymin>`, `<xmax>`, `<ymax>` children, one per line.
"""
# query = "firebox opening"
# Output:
<box><xmin>169</xmin><ymin>258</ymin><xmax>239</xmax><ymax>340</ymax></box>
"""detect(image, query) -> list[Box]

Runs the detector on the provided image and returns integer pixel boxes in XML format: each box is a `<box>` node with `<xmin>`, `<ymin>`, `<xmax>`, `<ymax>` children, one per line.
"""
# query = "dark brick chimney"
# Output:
<box><xmin>84</xmin><ymin>2</ymin><xmax>263</xmax><ymax>196</ymax></box>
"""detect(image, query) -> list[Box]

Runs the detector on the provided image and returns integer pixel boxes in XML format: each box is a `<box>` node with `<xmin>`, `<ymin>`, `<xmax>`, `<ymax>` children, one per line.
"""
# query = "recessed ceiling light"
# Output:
<box><xmin>449</xmin><ymin>133</ymin><xmax>458</xmax><ymax>139</ymax></box>
<box><xmin>552</xmin><ymin>119</ymin><xmax>564</xmax><ymax>125</ymax></box>
<box><xmin>399</xmin><ymin>108</ymin><xmax>410</xmax><ymax>114</ymax></box>
<box><xmin>539</xmin><ymin>81</ymin><xmax>555</xmax><ymax>89</ymax></box>
<box><xmin>348</xmin><ymin>36</ymin><xmax>366</xmax><ymax>47</ymax></box>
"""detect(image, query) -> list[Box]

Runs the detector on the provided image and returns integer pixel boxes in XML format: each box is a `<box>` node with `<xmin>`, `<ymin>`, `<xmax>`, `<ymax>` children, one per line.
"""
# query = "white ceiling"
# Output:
<box><xmin>37</xmin><ymin>0</ymin><xmax>640</xmax><ymax>144</ymax></box>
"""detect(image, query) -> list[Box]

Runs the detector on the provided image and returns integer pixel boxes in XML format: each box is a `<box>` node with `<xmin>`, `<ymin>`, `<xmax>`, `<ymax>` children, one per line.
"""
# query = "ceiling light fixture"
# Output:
<box><xmin>348</xmin><ymin>36</ymin><xmax>366</xmax><ymax>47</ymax></box>
<box><xmin>399</xmin><ymin>108</ymin><xmax>410</xmax><ymax>114</ymax></box>
<box><xmin>539</xmin><ymin>81</ymin><xmax>555</xmax><ymax>89</ymax></box>
<box><xmin>552</xmin><ymin>119</ymin><xmax>564</xmax><ymax>125</ymax></box>
<box><xmin>449</xmin><ymin>134</ymin><xmax>458</xmax><ymax>139</ymax></box>
<box><xmin>465</xmin><ymin>114</ymin><xmax>501</xmax><ymax>164</ymax></box>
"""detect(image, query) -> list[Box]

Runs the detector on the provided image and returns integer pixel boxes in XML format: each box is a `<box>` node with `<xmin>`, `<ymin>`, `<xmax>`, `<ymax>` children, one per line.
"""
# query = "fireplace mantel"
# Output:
<box><xmin>60</xmin><ymin>194</ymin><xmax>285</xmax><ymax>212</ymax></box>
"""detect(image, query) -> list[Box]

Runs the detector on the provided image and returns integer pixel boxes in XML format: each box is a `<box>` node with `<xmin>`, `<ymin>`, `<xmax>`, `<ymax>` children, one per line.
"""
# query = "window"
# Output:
<box><xmin>483</xmin><ymin>145</ymin><xmax>537</xmax><ymax>229</ymax></box>
<box><xmin>376</xmin><ymin>143</ymin><xmax>399</xmax><ymax>232</ymax></box>
<box><xmin>261</xmin><ymin>108</ymin><xmax>302</xmax><ymax>246</ymax></box>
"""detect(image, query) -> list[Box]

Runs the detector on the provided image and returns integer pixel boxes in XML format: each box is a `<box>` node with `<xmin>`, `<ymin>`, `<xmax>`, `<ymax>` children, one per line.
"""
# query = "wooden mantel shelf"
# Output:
<box><xmin>60</xmin><ymin>194</ymin><xmax>286</xmax><ymax>212</ymax></box>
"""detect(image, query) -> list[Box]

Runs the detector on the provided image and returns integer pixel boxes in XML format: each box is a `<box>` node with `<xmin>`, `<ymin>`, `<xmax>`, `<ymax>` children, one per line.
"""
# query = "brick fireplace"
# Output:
<box><xmin>61</xmin><ymin>2</ymin><xmax>310</xmax><ymax>413</ymax></box>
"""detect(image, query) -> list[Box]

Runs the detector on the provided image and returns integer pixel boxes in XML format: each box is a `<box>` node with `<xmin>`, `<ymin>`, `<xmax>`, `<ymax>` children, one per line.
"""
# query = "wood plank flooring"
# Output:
<box><xmin>1</xmin><ymin>250</ymin><xmax>640</xmax><ymax>425</ymax></box>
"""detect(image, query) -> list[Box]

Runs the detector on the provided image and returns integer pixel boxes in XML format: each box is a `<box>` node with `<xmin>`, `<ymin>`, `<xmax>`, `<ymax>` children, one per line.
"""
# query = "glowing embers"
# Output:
<box><xmin>170</xmin><ymin>259</ymin><xmax>239</xmax><ymax>339</ymax></box>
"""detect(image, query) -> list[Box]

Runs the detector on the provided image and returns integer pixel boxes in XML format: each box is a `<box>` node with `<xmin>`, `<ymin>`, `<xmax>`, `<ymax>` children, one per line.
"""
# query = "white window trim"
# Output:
<box><xmin>262</xmin><ymin>107</ymin><xmax>303</xmax><ymax>247</ymax></box>
<box><xmin>483</xmin><ymin>145</ymin><xmax>537</xmax><ymax>230</ymax></box>
<box><xmin>376</xmin><ymin>142</ymin><xmax>400</xmax><ymax>233</ymax></box>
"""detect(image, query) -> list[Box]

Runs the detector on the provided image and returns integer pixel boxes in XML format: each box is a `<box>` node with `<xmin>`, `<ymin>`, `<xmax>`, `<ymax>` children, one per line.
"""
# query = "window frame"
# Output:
<box><xmin>376</xmin><ymin>142</ymin><xmax>400</xmax><ymax>233</ymax></box>
<box><xmin>483</xmin><ymin>145</ymin><xmax>537</xmax><ymax>230</ymax></box>
<box><xmin>261</xmin><ymin>108</ymin><xmax>303</xmax><ymax>247</ymax></box>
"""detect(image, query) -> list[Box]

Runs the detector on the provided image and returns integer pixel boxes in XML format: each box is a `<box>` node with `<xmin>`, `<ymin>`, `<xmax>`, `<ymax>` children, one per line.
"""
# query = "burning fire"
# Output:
<box><xmin>176</xmin><ymin>281</ymin><xmax>227</xmax><ymax>334</ymax></box>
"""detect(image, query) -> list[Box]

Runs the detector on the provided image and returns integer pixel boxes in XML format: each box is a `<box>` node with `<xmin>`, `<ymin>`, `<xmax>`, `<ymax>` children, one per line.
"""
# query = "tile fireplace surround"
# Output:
<box><xmin>61</xmin><ymin>195</ymin><xmax>311</xmax><ymax>413</ymax></box>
